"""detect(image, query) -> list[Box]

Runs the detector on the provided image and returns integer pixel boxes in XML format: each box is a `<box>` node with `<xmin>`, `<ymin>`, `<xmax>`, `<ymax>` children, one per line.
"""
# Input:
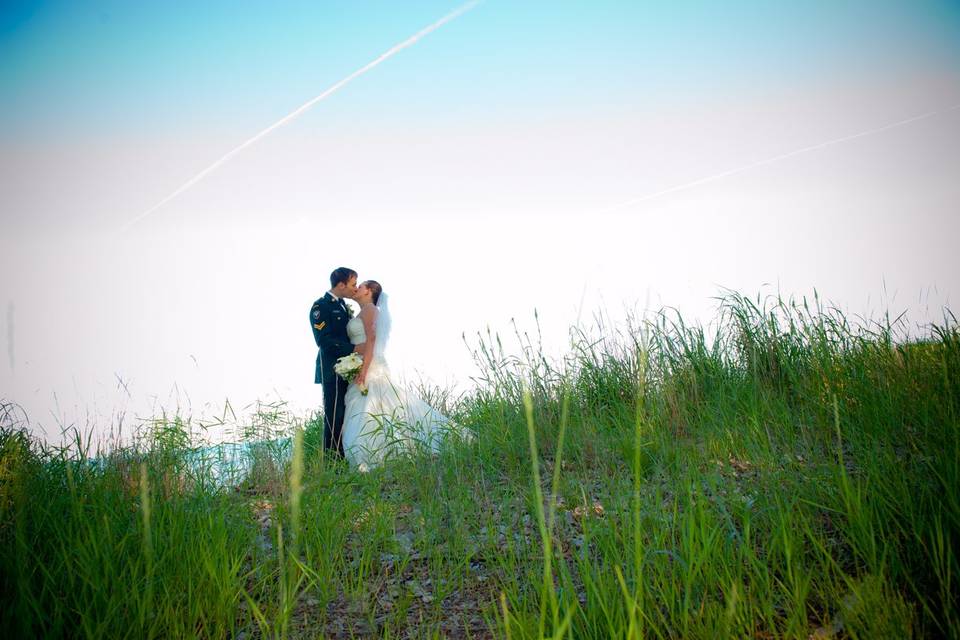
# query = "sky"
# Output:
<box><xmin>2</xmin><ymin>0</ymin><xmax>959</xmax><ymax>445</ymax></box>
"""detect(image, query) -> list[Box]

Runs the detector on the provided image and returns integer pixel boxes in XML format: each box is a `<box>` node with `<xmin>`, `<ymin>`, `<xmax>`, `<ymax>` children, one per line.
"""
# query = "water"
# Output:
<box><xmin>76</xmin><ymin>437</ymin><xmax>296</xmax><ymax>488</ymax></box>
<box><xmin>185</xmin><ymin>437</ymin><xmax>293</xmax><ymax>486</ymax></box>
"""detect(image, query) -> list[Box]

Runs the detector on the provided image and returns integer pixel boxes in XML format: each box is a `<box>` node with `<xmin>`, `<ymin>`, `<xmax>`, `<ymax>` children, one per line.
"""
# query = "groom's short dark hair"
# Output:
<box><xmin>330</xmin><ymin>267</ymin><xmax>357</xmax><ymax>289</ymax></box>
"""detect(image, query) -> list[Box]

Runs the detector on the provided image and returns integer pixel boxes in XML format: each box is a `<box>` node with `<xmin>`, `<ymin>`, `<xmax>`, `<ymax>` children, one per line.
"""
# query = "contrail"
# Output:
<box><xmin>119</xmin><ymin>0</ymin><xmax>481</xmax><ymax>234</ymax></box>
<box><xmin>594</xmin><ymin>102</ymin><xmax>960</xmax><ymax>215</ymax></box>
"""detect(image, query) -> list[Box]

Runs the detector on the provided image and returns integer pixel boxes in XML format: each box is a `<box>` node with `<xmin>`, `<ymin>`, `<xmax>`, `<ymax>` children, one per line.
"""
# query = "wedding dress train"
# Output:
<box><xmin>340</xmin><ymin>312</ymin><xmax>468</xmax><ymax>471</ymax></box>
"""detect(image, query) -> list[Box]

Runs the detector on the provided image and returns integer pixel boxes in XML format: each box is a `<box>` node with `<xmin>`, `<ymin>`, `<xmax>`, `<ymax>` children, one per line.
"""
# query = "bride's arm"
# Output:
<box><xmin>355</xmin><ymin>306</ymin><xmax>378</xmax><ymax>386</ymax></box>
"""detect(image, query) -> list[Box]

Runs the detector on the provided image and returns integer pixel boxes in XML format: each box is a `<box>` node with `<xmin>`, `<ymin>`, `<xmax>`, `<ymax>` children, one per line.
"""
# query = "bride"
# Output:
<box><xmin>341</xmin><ymin>280</ymin><xmax>468</xmax><ymax>471</ymax></box>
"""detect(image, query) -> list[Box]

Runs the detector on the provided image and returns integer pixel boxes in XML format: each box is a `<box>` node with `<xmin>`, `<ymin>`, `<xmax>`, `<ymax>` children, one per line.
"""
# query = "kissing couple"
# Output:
<box><xmin>310</xmin><ymin>267</ymin><xmax>469</xmax><ymax>471</ymax></box>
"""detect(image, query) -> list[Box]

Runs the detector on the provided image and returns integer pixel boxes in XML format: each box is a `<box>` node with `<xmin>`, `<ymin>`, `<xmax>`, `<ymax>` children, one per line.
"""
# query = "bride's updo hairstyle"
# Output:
<box><xmin>363</xmin><ymin>280</ymin><xmax>383</xmax><ymax>306</ymax></box>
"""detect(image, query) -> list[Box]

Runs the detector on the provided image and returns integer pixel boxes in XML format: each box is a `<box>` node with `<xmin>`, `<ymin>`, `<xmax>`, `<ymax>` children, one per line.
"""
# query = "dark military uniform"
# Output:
<box><xmin>310</xmin><ymin>292</ymin><xmax>355</xmax><ymax>457</ymax></box>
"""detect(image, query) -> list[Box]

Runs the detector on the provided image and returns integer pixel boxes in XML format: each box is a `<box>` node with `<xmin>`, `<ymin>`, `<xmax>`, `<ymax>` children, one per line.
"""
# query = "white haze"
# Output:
<box><xmin>2</xmin><ymin>74</ymin><xmax>959</xmax><ymax>445</ymax></box>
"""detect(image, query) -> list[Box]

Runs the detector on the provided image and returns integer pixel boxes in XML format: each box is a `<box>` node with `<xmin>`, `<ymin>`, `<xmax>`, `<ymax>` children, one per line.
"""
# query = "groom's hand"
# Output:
<box><xmin>354</xmin><ymin>343</ymin><xmax>365</xmax><ymax>354</ymax></box>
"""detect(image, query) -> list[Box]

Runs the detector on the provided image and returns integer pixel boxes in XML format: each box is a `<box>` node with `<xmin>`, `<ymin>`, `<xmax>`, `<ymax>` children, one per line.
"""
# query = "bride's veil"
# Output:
<box><xmin>374</xmin><ymin>291</ymin><xmax>391</xmax><ymax>360</ymax></box>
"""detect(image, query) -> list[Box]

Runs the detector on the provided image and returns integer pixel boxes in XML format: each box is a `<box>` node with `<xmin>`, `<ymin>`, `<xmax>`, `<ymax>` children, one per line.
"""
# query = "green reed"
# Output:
<box><xmin>2</xmin><ymin>291</ymin><xmax>958</xmax><ymax>637</ymax></box>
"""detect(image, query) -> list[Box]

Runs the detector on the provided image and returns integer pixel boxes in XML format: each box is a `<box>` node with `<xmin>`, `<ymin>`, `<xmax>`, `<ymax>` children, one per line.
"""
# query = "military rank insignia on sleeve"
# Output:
<box><xmin>314</xmin><ymin>322</ymin><xmax>325</xmax><ymax>331</ymax></box>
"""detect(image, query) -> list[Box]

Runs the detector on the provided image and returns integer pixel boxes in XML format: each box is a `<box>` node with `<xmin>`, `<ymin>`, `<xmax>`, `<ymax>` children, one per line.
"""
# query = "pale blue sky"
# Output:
<box><xmin>3</xmin><ymin>1</ymin><xmax>959</xmax><ymax>141</ymax></box>
<box><xmin>2</xmin><ymin>1</ymin><xmax>959</xmax><ymax>442</ymax></box>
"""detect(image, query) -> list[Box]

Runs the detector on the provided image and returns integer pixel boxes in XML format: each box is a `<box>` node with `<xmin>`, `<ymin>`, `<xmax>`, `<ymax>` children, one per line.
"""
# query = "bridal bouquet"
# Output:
<box><xmin>334</xmin><ymin>353</ymin><xmax>368</xmax><ymax>395</ymax></box>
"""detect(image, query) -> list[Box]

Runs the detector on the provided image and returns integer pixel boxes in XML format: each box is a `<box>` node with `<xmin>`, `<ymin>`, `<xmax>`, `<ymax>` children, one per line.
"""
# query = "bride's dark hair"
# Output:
<box><xmin>363</xmin><ymin>280</ymin><xmax>383</xmax><ymax>305</ymax></box>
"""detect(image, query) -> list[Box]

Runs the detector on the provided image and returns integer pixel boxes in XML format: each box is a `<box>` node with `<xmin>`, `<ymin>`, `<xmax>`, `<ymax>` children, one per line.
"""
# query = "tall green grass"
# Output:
<box><xmin>1</xmin><ymin>291</ymin><xmax>957</xmax><ymax>638</ymax></box>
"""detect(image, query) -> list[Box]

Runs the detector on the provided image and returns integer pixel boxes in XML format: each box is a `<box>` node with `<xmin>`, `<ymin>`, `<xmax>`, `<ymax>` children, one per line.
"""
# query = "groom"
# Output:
<box><xmin>310</xmin><ymin>267</ymin><xmax>359</xmax><ymax>458</ymax></box>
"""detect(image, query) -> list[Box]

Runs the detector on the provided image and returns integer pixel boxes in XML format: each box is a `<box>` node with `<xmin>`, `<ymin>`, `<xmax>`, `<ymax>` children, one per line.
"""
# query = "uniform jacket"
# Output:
<box><xmin>310</xmin><ymin>293</ymin><xmax>355</xmax><ymax>384</ymax></box>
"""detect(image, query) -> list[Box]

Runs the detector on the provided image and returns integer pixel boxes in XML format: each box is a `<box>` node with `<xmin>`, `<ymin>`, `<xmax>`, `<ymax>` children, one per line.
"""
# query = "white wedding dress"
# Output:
<box><xmin>341</xmin><ymin>306</ymin><xmax>468</xmax><ymax>471</ymax></box>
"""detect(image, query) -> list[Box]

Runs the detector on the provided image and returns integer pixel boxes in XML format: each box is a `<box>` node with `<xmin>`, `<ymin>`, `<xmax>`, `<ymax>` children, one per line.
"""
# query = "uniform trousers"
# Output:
<box><xmin>322</xmin><ymin>375</ymin><xmax>349</xmax><ymax>458</ymax></box>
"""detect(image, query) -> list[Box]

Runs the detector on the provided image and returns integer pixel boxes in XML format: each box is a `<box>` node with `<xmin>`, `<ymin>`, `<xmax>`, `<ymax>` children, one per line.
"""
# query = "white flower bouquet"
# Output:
<box><xmin>334</xmin><ymin>352</ymin><xmax>368</xmax><ymax>395</ymax></box>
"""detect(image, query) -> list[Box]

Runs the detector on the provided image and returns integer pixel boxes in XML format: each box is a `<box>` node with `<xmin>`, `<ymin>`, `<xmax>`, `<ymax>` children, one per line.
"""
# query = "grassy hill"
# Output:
<box><xmin>2</xmin><ymin>293</ymin><xmax>957</xmax><ymax>638</ymax></box>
